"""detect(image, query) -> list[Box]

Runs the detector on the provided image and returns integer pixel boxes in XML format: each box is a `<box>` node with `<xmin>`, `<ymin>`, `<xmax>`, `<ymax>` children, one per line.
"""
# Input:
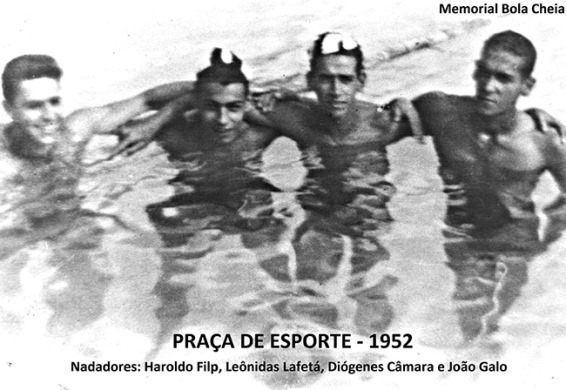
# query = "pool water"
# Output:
<box><xmin>2</xmin><ymin>2</ymin><xmax>566</xmax><ymax>389</ymax></box>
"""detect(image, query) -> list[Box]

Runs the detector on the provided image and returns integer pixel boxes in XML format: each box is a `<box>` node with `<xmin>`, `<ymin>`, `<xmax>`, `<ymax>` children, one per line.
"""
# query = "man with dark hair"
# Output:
<box><xmin>155</xmin><ymin>48</ymin><xmax>276</xmax><ymax>159</ymax></box>
<box><xmin>0</xmin><ymin>54</ymin><xmax>194</xmax><ymax>335</ymax></box>
<box><xmin>2</xmin><ymin>55</ymin><xmax>63</xmax><ymax>104</ymax></box>
<box><xmin>147</xmin><ymin>47</ymin><xmax>397</xmax><ymax>341</ymax></box>
<box><xmin>1</xmin><ymin>54</ymin><xmax>192</xmax><ymax>163</ymax></box>
<box><xmin>405</xmin><ymin>30</ymin><xmax>566</xmax><ymax>340</ymax></box>
<box><xmin>254</xmin><ymin>31</ymin><xmax>416</xmax><ymax>149</ymax></box>
<box><xmin>409</xmin><ymin>30</ymin><xmax>566</xmax><ymax>242</ymax></box>
<box><xmin>481</xmin><ymin>30</ymin><xmax>537</xmax><ymax>77</ymax></box>
<box><xmin>0</xmin><ymin>54</ymin><xmax>192</xmax><ymax>232</ymax></box>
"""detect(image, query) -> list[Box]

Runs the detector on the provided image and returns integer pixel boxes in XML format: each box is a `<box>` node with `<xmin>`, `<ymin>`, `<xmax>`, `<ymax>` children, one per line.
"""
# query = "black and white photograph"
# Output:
<box><xmin>1</xmin><ymin>0</ymin><xmax>566</xmax><ymax>388</ymax></box>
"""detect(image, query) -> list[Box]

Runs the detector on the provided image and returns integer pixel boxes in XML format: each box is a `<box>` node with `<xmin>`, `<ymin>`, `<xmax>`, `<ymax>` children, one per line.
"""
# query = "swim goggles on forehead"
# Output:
<box><xmin>314</xmin><ymin>32</ymin><xmax>360</xmax><ymax>55</ymax></box>
<box><xmin>220</xmin><ymin>48</ymin><xmax>236</xmax><ymax>64</ymax></box>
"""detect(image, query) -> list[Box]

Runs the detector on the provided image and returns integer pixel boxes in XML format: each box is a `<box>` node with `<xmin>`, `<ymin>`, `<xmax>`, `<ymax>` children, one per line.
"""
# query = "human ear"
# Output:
<box><xmin>358</xmin><ymin>71</ymin><xmax>367</xmax><ymax>87</ymax></box>
<box><xmin>3</xmin><ymin>100</ymin><xmax>13</xmax><ymax>118</ymax></box>
<box><xmin>521</xmin><ymin>76</ymin><xmax>536</xmax><ymax>96</ymax></box>
<box><xmin>306</xmin><ymin>71</ymin><xmax>315</xmax><ymax>90</ymax></box>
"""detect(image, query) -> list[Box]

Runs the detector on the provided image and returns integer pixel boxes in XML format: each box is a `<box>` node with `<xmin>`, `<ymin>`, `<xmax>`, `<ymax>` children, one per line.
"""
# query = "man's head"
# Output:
<box><xmin>2</xmin><ymin>55</ymin><xmax>64</xmax><ymax>145</ymax></box>
<box><xmin>307</xmin><ymin>32</ymin><xmax>366</xmax><ymax>120</ymax></box>
<box><xmin>195</xmin><ymin>48</ymin><xmax>249</xmax><ymax>144</ymax></box>
<box><xmin>473</xmin><ymin>30</ymin><xmax>537</xmax><ymax>116</ymax></box>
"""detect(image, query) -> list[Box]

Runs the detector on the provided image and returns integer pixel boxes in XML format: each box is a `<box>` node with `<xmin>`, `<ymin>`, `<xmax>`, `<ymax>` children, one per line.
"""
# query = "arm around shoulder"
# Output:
<box><xmin>65</xmin><ymin>81</ymin><xmax>196</xmax><ymax>141</ymax></box>
<box><xmin>543</xmin><ymin>119</ymin><xmax>566</xmax><ymax>193</ymax></box>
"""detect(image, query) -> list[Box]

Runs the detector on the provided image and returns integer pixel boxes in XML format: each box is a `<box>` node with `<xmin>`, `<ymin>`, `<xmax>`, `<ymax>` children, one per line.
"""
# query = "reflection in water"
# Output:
<box><xmin>445</xmin><ymin>237</ymin><xmax>530</xmax><ymax>343</ymax></box>
<box><xmin>257</xmin><ymin>142</ymin><xmax>398</xmax><ymax>336</ymax></box>
<box><xmin>146</xmin><ymin>148</ymin><xmax>287</xmax><ymax>355</ymax></box>
<box><xmin>0</xmin><ymin>147</ymin><xmax>112</xmax><ymax>338</ymax></box>
<box><xmin>145</xmin><ymin>141</ymin><xmax>398</xmax><ymax>386</ymax></box>
<box><xmin>441</xmin><ymin>207</ymin><xmax>554</xmax><ymax>348</ymax></box>
<box><xmin>42</xmin><ymin>217</ymin><xmax>111</xmax><ymax>336</ymax></box>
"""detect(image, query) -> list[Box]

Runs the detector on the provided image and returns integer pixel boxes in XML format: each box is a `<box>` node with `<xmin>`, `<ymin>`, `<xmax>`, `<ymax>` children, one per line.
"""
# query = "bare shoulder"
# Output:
<box><xmin>155</xmin><ymin>113</ymin><xmax>200</xmax><ymax>155</ymax></box>
<box><xmin>271</xmin><ymin>100</ymin><xmax>313</xmax><ymax>120</ymax></box>
<box><xmin>0</xmin><ymin>124</ymin><xmax>21</xmax><ymax>176</ymax></box>
<box><xmin>524</xmin><ymin>108</ymin><xmax>565</xmax><ymax>140</ymax></box>
<box><xmin>509</xmin><ymin>110</ymin><xmax>566</xmax><ymax>171</ymax></box>
<box><xmin>356</xmin><ymin>100</ymin><xmax>379</xmax><ymax>117</ymax></box>
<box><xmin>366</xmin><ymin>100</ymin><xmax>393</xmax><ymax>130</ymax></box>
<box><xmin>0</xmin><ymin>141</ymin><xmax>21</xmax><ymax>185</ymax></box>
<box><xmin>412</xmin><ymin>91</ymin><xmax>471</xmax><ymax>112</ymax></box>
<box><xmin>265</xmin><ymin>100</ymin><xmax>319</xmax><ymax>141</ymax></box>
<box><xmin>245</xmin><ymin>123</ymin><xmax>279</xmax><ymax>147</ymax></box>
<box><xmin>64</xmin><ymin>106</ymin><xmax>106</xmax><ymax>142</ymax></box>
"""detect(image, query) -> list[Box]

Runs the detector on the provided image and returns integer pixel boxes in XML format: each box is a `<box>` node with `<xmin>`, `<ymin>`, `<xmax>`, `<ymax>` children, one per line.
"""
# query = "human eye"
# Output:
<box><xmin>25</xmin><ymin>101</ymin><xmax>43</xmax><ymax>110</ymax></box>
<box><xmin>339</xmin><ymin>75</ymin><xmax>355</xmax><ymax>84</ymax></box>
<box><xmin>474</xmin><ymin>65</ymin><xmax>489</xmax><ymax>79</ymax></box>
<box><xmin>49</xmin><ymin>97</ymin><xmax>62</xmax><ymax>106</ymax></box>
<box><xmin>203</xmin><ymin>101</ymin><xmax>217</xmax><ymax>110</ymax></box>
<box><xmin>317</xmin><ymin>74</ymin><xmax>333</xmax><ymax>84</ymax></box>
<box><xmin>495</xmin><ymin>72</ymin><xmax>513</xmax><ymax>83</ymax></box>
<box><xmin>227</xmin><ymin>102</ymin><xmax>245</xmax><ymax>112</ymax></box>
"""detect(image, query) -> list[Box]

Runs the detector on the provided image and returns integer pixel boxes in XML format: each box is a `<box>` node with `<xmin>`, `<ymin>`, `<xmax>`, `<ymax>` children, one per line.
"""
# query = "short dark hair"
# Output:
<box><xmin>2</xmin><ymin>54</ymin><xmax>63</xmax><ymax>104</ymax></box>
<box><xmin>309</xmin><ymin>32</ymin><xmax>365</xmax><ymax>77</ymax></box>
<box><xmin>482</xmin><ymin>30</ymin><xmax>537</xmax><ymax>78</ymax></box>
<box><xmin>195</xmin><ymin>48</ymin><xmax>249</xmax><ymax>94</ymax></box>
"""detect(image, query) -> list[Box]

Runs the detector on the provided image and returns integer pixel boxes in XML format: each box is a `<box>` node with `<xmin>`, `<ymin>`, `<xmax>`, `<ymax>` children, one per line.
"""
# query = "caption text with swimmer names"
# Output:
<box><xmin>70</xmin><ymin>360</ymin><xmax>508</xmax><ymax>374</ymax></box>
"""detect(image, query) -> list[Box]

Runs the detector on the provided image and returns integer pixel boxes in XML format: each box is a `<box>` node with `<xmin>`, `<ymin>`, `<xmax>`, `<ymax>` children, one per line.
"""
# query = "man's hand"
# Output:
<box><xmin>110</xmin><ymin>94</ymin><xmax>197</xmax><ymax>159</ymax></box>
<box><xmin>526</xmin><ymin>107</ymin><xmax>566</xmax><ymax>142</ymax></box>
<box><xmin>251</xmin><ymin>88</ymin><xmax>301</xmax><ymax>113</ymax></box>
<box><xmin>386</xmin><ymin>98</ymin><xmax>424</xmax><ymax>143</ymax></box>
<box><xmin>108</xmin><ymin>117</ymin><xmax>156</xmax><ymax>158</ymax></box>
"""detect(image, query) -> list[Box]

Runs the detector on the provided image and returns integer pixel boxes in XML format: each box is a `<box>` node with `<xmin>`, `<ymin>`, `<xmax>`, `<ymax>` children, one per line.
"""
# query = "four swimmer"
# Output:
<box><xmin>2</xmin><ymin>30</ymin><xmax>565</xmax><ymax>248</ymax></box>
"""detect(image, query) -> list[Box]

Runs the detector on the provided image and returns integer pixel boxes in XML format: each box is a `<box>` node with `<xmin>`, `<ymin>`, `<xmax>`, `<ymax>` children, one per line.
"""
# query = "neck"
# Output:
<box><xmin>325</xmin><ymin>107</ymin><xmax>358</xmax><ymax>139</ymax></box>
<box><xmin>481</xmin><ymin>108</ymin><xmax>519</xmax><ymax>136</ymax></box>
<box><xmin>4</xmin><ymin>122</ymin><xmax>55</xmax><ymax>161</ymax></box>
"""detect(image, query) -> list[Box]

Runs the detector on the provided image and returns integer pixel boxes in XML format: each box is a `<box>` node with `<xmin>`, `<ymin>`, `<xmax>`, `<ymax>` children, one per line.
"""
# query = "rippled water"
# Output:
<box><xmin>2</xmin><ymin>2</ymin><xmax>566</xmax><ymax>389</ymax></box>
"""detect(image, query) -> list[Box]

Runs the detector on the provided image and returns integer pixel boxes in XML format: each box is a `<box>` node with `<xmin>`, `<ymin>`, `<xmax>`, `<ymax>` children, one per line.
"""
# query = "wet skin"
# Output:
<box><xmin>473</xmin><ymin>49</ymin><xmax>534</xmax><ymax>117</ymax></box>
<box><xmin>3</xmin><ymin>77</ymin><xmax>65</xmax><ymax>157</ymax></box>
<box><xmin>196</xmin><ymin>82</ymin><xmax>248</xmax><ymax>145</ymax></box>
<box><xmin>307</xmin><ymin>54</ymin><xmax>364</xmax><ymax>123</ymax></box>
<box><xmin>156</xmin><ymin>81</ymin><xmax>277</xmax><ymax>158</ymax></box>
<box><xmin>414</xmin><ymin>49</ymin><xmax>566</xmax><ymax>233</ymax></box>
<box><xmin>259</xmin><ymin>54</ymin><xmax>408</xmax><ymax>148</ymax></box>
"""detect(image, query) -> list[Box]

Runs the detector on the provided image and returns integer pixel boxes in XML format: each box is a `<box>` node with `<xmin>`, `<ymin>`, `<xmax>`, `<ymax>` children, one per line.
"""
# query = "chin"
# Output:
<box><xmin>327</xmin><ymin>110</ymin><xmax>347</xmax><ymax>120</ymax></box>
<box><xmin>476</xmin><ymin>104</ymin><xmax>498</xmax><ymax>117</ymax></box>
<box><xmin>217</xmin><ymin>136</ymin><xmax>236</xmax><ymax>144</ymax></box>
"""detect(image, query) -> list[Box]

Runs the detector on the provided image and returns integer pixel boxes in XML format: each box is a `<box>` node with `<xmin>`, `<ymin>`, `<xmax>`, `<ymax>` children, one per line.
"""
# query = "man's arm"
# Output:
<box><xmin>544</xmin><ymin>119</ymin><xmax>566</xmax><ymax>194</ymax></box>
<box><xmin>249</xmin><ymin>89</ymin><xmax>424</xmax><ymax>144</ymax></box>
<box><xmin>375</xmin><ymin>98</ymin><xmax>424</xmax><ymax>144</ymax></box>
<box><xmin>245</xmin><ymin>100</ymin><xmax>325</xmax><ymax>145</ymax></box>
<box><xmin>64</xmin><ymin>81</ymin><xmax>195</xmax><ymax>141</ymax></box>
<box><xmin>536</xmin><ymin>115</ymin><xmax>566</xmax><ymax>242</ymax></box>
<box><xmin>108</xmin><ymin>94</ymin><xmax>197</xmax><ymax>157</ymax></box>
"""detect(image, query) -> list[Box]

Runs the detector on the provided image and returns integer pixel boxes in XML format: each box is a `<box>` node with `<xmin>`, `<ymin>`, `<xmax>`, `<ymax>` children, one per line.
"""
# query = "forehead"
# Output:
<box><xmin>197</xmin><ymin>82</ymin><xmax>247</xmax><ymax>102</ymax></box>
<box><xmin>312</xmin><ymin>54</ymin><xmax>358</xmax><ymax>76</ymax></box>
<box><xmin>13</xmin><ymin>77</ymin><xmax>61</xmax><ymax>104</ymax></box>
<box><xmin>477</xmin><ymin>49</ymin><xmax>527</xmax><ymax>78</ymax></box>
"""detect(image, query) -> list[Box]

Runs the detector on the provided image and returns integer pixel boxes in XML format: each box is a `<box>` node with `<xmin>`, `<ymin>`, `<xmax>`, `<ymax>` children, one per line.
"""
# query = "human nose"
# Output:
<box><xmin>40</xmin><ymin>103</ymin><xmax>58</xmax><ymax>122</ymax></box>
<box><xmin>329</xmin><ymin>78</ymin><xmax>341</xmax><ymax>95</ymax></box>
<box><xmin>217</xmin><ymin>107</ymin><xmax>230</xmax><ymax>126</ymax></box>
<box><xmin>481</xmin><ymin>76</ymin><xmax>499</xmax><ymax>94</ymax></box>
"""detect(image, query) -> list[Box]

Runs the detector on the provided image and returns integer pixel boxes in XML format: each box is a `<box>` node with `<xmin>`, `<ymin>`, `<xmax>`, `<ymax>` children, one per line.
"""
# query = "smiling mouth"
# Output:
<box><xmin>327</xmin><ymin>100</ymin><xmax>349</xmax><ymax>110</ymax></box>
<box><xmin>477</xmin><ymin>96</ymin><xmax>497</xmax><ymax>104</ymax></box>
<box><xmin>30</xmin><ymin>124</ymin><xmax>60</xmax><ymax>144</ymax></box>
<box><xmin>215</xmin><ymin>128</ymin><xmax>233</xmax><ymax>135</ymax></box>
